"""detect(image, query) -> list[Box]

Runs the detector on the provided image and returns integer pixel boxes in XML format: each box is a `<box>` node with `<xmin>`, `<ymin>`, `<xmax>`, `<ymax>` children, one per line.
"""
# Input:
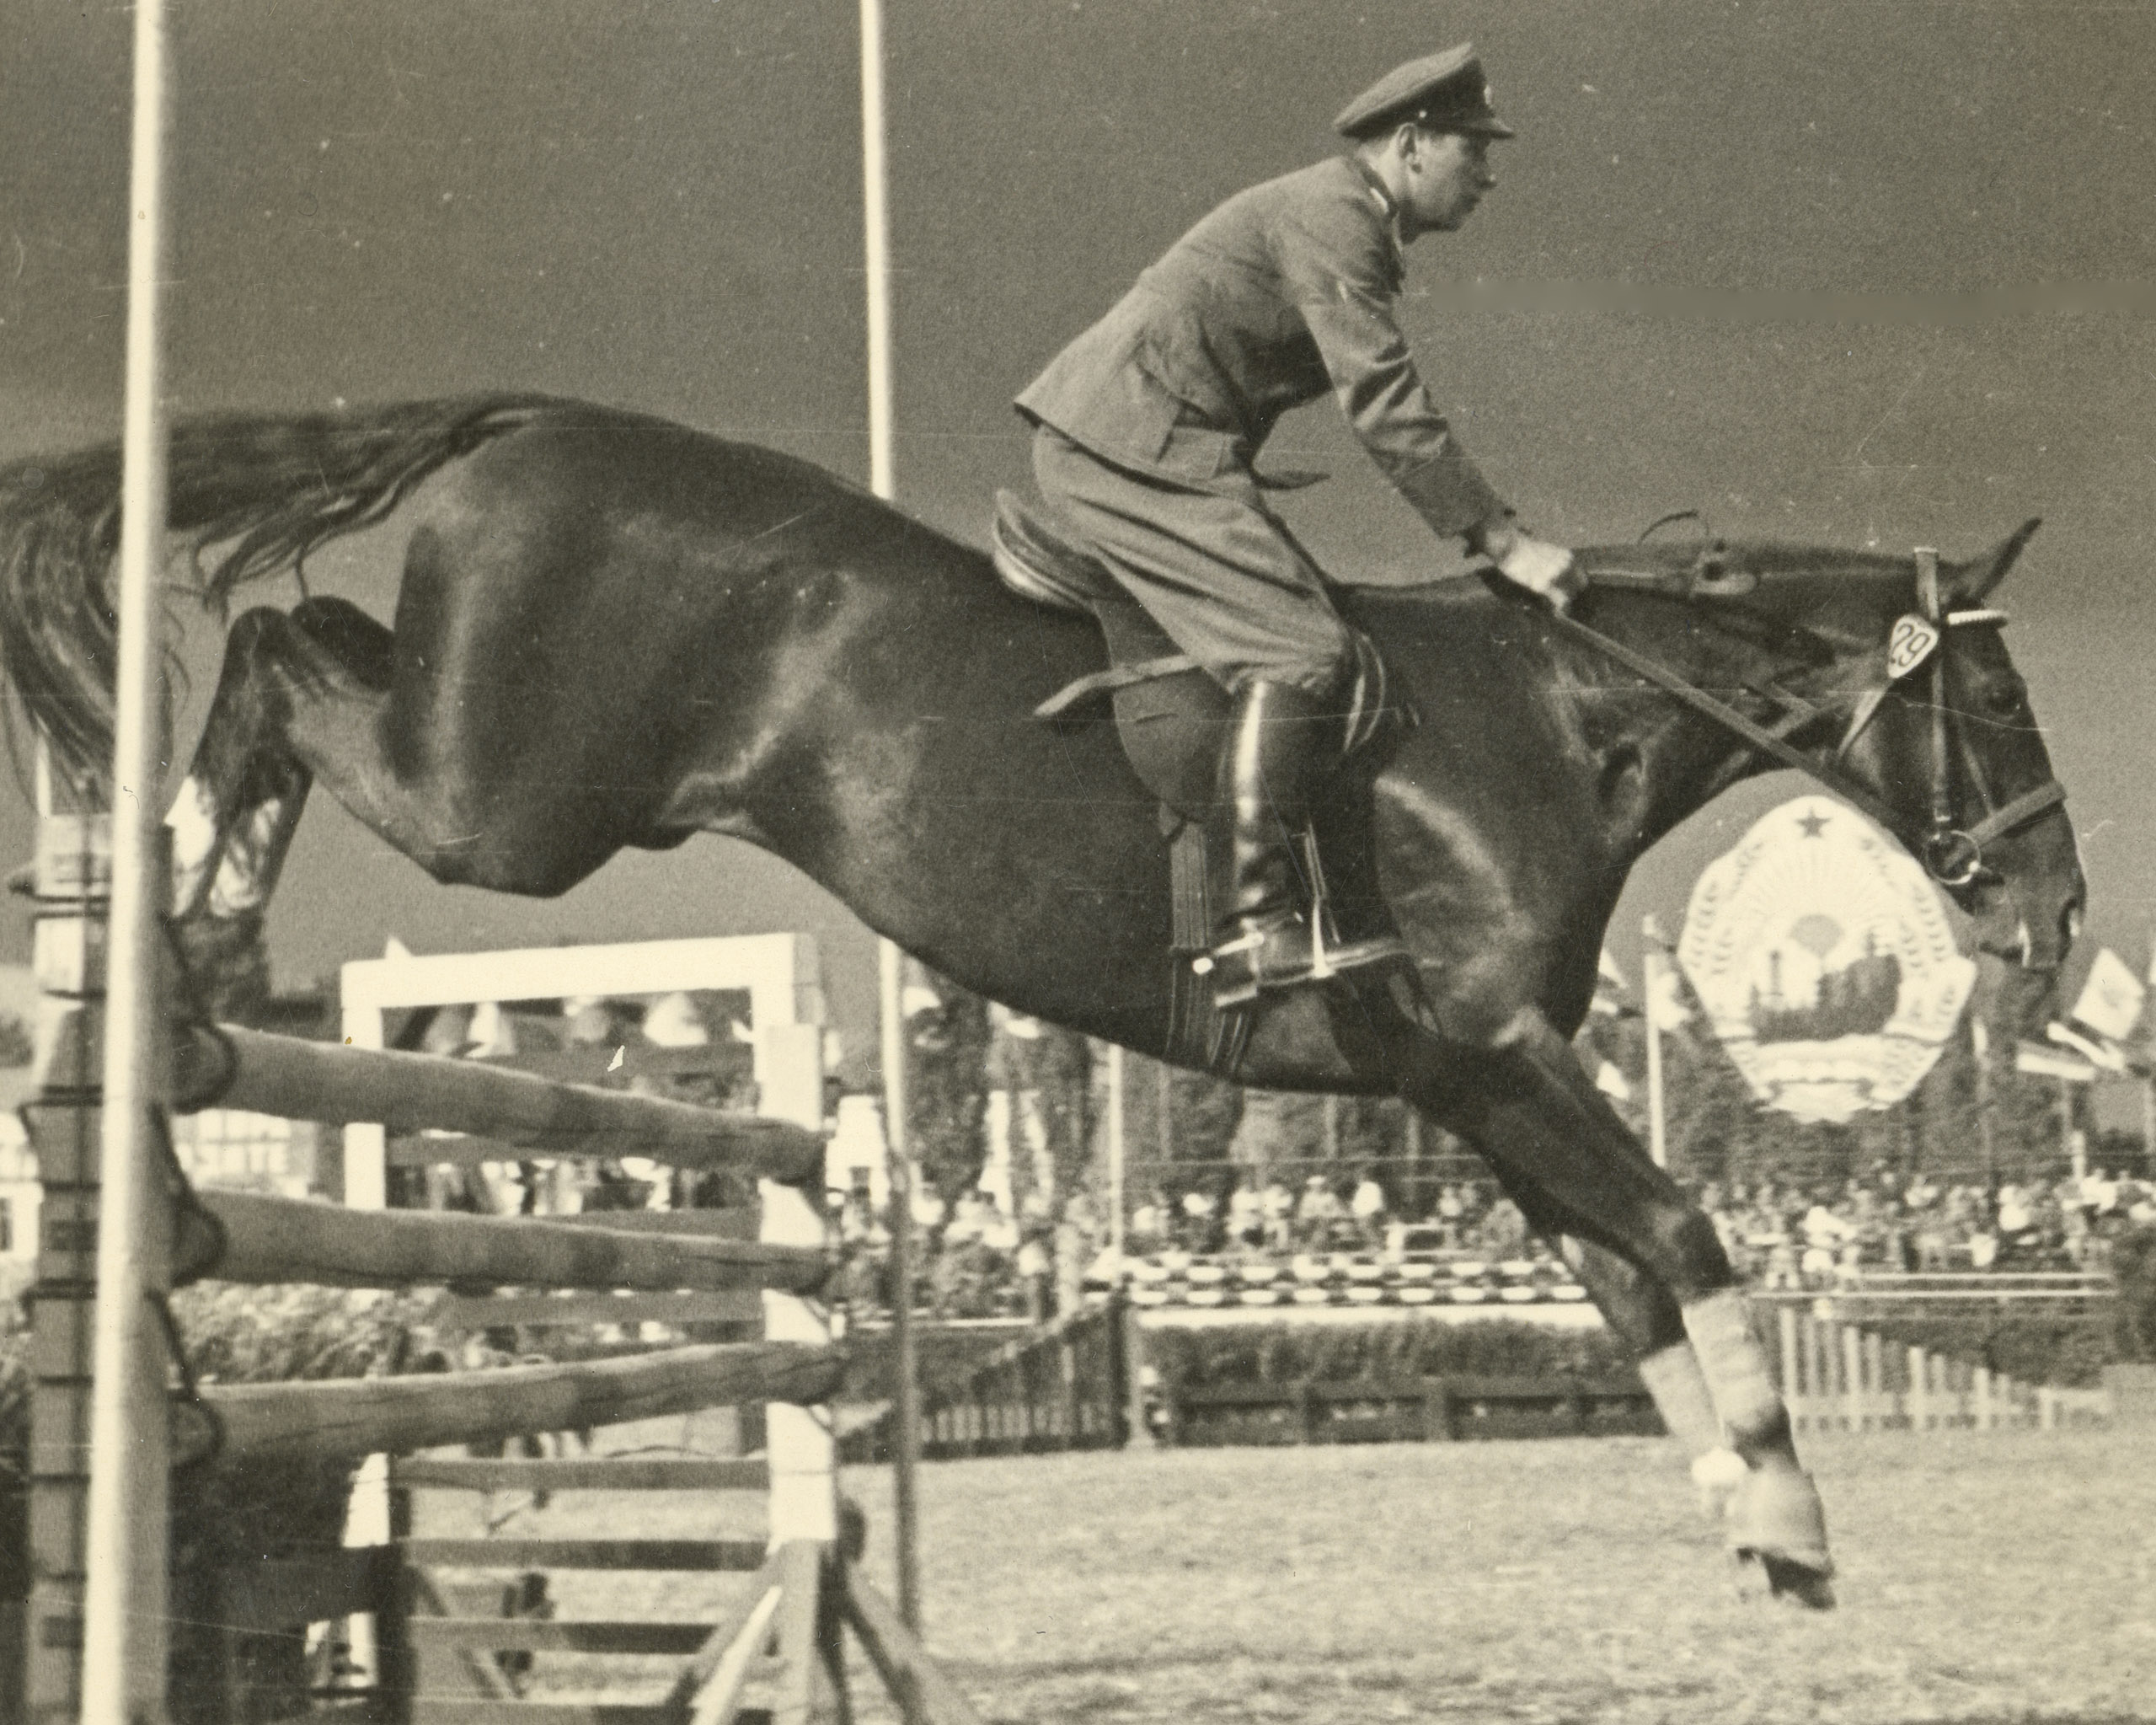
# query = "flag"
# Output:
<box><xmin>2070</xmin><ymin>947</ymin><xmax>2146</xmax><ymax>1043</ymax></box>
<box><xmin>2047</xmin><ymin>1021</ymin><xmax>2126</xmax><ymax>1074</ymax></box>
<box><xmin>2014</xmin><ymin>1039</ymin><xmax>2099</xmax><ymax>1083</ymax></box>
<box><xmin>1646</xmin><ymin>960</ymin><xmax>1692</xmax><ymax>1031</ymax></box>
<box><xmin>1591</xmin><ymin>949</ymin><xmax>1634</xmax><ymax>1016</ymax></box>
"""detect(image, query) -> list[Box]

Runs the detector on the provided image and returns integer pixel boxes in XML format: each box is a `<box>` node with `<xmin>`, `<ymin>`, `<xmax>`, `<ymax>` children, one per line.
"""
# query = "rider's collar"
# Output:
<box><xmin>1347</xmin><ymin>156</ymin><xmax>1408</xmax><ymax>267</ymax></box>
<box><xmin>1350</xmin><ymin>154</ymin><xmax>1399</xmax><ymax>218</ymax></box>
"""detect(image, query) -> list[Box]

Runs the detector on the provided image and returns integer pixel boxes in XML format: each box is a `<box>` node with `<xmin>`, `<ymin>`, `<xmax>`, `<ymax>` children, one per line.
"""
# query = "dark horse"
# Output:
<box><xmin>0</xmin><ymin>395</ymin><xmax>2083</xmax><ymax>1605</ymax></box>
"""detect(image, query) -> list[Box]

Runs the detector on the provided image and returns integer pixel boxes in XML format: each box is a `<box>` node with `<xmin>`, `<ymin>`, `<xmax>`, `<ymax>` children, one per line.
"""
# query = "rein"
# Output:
<box><xmin>1549</xmin><ymin>551</ymin><xmax>2067</xmax><ymax>886</ymax></box>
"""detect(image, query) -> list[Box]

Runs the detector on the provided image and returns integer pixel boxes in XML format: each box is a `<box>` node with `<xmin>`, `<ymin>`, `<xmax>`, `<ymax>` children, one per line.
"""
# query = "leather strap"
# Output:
<box><xmin>1962</xmin><ymin>779</ymin><xmax>2068</xmax><ymax>849</ymax></box>
<box><xmin>1033</xmin><ymin>653</ymin><xmax>1201</xmax><ymax>723</ymax></box>
<box><xmin>1545</xmin><ymin>607</ymin><xmax>2066</xmax><ymax>865</ymax></box>
<box><xmin>1545</xmin><ymin>608</ymin><xmax>1918</xmax><ymax>842</ymax></box>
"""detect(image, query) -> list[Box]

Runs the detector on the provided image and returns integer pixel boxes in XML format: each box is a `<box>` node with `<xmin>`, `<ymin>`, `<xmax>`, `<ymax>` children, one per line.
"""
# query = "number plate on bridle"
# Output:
<box><xmin>1886</xmin><ymin>613</ymin><xmax>1941</xmax><ymax>680</ymax></box>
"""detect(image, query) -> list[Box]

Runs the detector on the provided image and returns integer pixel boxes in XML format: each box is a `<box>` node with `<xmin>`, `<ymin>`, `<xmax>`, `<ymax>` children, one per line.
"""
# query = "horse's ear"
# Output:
<box><xmin>1946</xmin><ymin>517</ymin><xmax>2041</xmax><ymax>604</ymax></box>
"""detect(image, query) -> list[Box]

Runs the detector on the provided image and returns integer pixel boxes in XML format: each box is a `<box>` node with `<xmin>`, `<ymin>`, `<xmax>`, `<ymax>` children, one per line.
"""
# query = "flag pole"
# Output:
<box><xmin>1641</xmin><ymin>917</ymin><xmax>1670</xmax><ymax>1170</ymax></box>
<box><xmin>859</xmin><ymin>0</ymin><xmax>923</xmax><ymax>1635</ymax></box>
<box><xmin>2144</xmin><ymin>938</ymin><xmax>2156</xmax><ymax>1171</ymax></box>
<box><xmin>82</xmin><ymin>0</ymin><xmax>178</xmax><ymax>1714</ymax></box>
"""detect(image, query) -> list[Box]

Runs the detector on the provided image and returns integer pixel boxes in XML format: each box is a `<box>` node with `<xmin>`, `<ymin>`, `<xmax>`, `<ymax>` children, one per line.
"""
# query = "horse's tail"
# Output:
<box><xmin>0</xmin><ymin>392</ymin><xmax>551</xmax><ymax>788</ymax></box>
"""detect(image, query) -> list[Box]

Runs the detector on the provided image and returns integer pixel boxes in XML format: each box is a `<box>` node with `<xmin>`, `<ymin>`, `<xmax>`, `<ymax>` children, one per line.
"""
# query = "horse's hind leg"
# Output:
<box><xmin>167</xmin><ymin>603</ymin><xmax>373</xmax><ymax>1015</ymax></box>
<box><xmin>1410</xmin><ymin>1010</ymin><xmax>1832</xmax><ymax>1605</ymax></box>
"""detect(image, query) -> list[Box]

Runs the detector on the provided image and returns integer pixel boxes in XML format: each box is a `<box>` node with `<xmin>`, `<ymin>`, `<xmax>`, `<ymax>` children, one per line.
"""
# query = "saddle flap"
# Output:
<box><xmin>991</xmin><ymin>490</ymin><xmax>1122</xmax><ymax>614</ymax></box>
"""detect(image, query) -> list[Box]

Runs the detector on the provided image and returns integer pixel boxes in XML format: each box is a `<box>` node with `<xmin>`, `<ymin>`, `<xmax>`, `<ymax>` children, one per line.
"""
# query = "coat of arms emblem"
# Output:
<box><xmin>1676</xmin><ymin>796</ymin><xmax>1977</xmax><ymax>1123</ymax></box>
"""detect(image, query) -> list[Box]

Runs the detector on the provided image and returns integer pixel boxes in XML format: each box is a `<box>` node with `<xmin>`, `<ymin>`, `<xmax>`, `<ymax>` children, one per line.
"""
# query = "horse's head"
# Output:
<box><xmin>1819</xmin><ymin>521</ymin><xmax>2084</xmax><ymax>976</ymax></box>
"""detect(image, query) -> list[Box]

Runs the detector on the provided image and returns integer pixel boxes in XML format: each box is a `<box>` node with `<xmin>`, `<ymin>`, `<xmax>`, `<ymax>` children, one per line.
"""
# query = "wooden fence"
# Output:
<box><xmin>1762</xmin><ymin>1301</ymin><xmax>2112</xmax><ymax>1433</ymax></box>
<box><xmin>841</xmin><ymin>1299</ymin><xmax>1133</xmax><ymax>1462</ymax></box>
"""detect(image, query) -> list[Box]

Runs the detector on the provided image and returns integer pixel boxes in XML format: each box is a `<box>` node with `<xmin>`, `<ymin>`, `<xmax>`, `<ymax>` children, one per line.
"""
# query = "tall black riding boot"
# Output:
<box><xmin>1204</xmin><ymin>679</ymin><xmax>1336</xmax><ymax>1006</ymax></box>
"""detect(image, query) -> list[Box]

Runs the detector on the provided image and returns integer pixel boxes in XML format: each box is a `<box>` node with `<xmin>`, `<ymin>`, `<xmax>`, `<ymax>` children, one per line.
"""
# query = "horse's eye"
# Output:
<box><xmin>1983</xmin><ymin>681</ymin><xmax>2027</xmax><ymax>717</ymax></box>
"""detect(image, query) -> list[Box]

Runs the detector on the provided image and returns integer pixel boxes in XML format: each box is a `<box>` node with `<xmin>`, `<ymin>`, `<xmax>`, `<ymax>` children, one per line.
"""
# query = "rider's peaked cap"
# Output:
<box><xmin>1334</xmin><ymin>44</ymin><xmax>1515</xmax><ymax>140</ymax></box>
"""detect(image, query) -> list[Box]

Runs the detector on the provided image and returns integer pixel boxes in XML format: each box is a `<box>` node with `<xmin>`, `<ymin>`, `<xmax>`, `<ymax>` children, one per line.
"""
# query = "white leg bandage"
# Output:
<box><xmin>1635</xmin><ymin>1342</ymin><xmax>1724</xmax><ymax>1460</ymax></box>
<box><xmin>1681</xmin><ymin>1288</ymin><xmax>1782</xmax><ymax>1441</ymax></box>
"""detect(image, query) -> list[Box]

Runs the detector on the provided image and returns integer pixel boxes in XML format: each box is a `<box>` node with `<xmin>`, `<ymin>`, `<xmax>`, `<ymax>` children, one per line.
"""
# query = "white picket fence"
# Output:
<box><xmin>1764</xmin><ymin>1302</ymin><xmax>2111</xmax><ymax>1435</ymax></box>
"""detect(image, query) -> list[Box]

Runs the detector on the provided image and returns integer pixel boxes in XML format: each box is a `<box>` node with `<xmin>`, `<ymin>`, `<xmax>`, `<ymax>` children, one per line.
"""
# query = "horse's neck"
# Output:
<box><xmin>1579</xmin><ymin>587</ymin><xmax>1871</xmax><ymax>860</ymax></box>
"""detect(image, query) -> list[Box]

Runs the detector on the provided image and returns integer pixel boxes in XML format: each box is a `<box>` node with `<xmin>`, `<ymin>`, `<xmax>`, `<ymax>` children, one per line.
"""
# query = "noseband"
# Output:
<box><xmin>1551</xmin><ymin>545</ymin><xmax>2068</xmax><ymax>887</ymax></box>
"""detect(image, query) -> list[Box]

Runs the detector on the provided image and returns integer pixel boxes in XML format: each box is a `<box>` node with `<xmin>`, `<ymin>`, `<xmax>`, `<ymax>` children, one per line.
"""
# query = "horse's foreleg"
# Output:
<box><xmin>1495</xmin><ymin>1175</ymin><xmax>1742</xmax><ymax>1508</ymax></box>
<box><xmin>1413</xmin><ymin>1007</ymin><xmax>1832</xmax><ymax>1604</ymax></box>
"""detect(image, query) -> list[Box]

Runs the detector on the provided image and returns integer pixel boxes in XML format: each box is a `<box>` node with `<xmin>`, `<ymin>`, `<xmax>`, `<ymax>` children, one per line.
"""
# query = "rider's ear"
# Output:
<box><xmin>1946</xmin><ymin>517</ymin><xmax>2041</xmax><ymax>605</ymax></box>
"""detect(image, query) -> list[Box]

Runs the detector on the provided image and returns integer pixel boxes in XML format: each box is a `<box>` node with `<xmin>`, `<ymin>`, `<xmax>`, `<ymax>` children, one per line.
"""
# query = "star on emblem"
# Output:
<box><xmin>1797</xmin><ymin>810</ymin><xmax>1830</xmax><ymax>838</ymax></box>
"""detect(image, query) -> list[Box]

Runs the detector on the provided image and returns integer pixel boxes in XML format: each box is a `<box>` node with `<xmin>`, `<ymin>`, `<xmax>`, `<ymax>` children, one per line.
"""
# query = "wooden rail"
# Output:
<box><xmin>190</xmin><ymin>1189</ymin><xmax>831</xmax><ymax>1294</ymax></box>
<box><xmin>155</xmin><ymin>1023</ymin><xmax>823</xmax><ymax>1181</ymax></box>
<box><xmin>197</xmin><ymin>1341</ymin><xmax>844</xmax><ymax>1464</ymax></box>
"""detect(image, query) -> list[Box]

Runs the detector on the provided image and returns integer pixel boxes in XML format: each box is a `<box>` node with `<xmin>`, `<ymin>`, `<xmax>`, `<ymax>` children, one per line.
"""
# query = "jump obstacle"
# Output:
<box><xmin>20</xmin><ymin>819</ymin><xmax>979</xmax><ymax>1725</ymax></box>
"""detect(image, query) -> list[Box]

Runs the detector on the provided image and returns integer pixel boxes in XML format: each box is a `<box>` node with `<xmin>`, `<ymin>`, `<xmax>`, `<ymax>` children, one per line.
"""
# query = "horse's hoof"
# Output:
<box><xmin>1757</xmin><ymin>1552</ymin><xmax>1837</xmax><ymax>1610</ymax></box>
<box><xmin>1727</xmin><ymin>1466</ymin><xmax>1834</xmax><ymax>1588</ymax></box>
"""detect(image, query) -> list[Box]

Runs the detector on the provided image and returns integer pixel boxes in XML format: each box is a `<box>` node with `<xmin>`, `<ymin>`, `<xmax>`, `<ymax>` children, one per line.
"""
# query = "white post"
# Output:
<box><xmin>758</xmin><ymin>1022</ymin><xmax>836</xmax><ymax>1546</ymax></box>
<box><xmin>1842</xmin><ymin>1324</ymin><xmax>1864</xmax><ymax>1433</ymax></box>
<box><xmin>1973</xmin><ymin>1365</ymin><xmax>1994</xmax><ymax>1432</ymax></box>
<box><xmin>1641</xmin><ymin>919</ymin><xmax>1669</xmax><ymax>1169</ymax></box>
<box><xmin>859</xmin><ymin>0</ymin><xmax>894</xmax><ymax>504</ymax></box>
<box><xmin>876</xmin><ymin>940</ymin><xmax>923</xmax><ymax>1631</ymax></box>
<box><xmin>1106</xmin><ymin>1042</ymin><xmax>1126</xmax><ymax>1262</ymax></box>
<box><xmin>82</xmin><ymin>0</ymin><xmax>176</xmax><ymax>1714</ymax></box>
<box><xmin>859</xmin><ymin>0</ymin><xmax>923</xmax><ymax>1632</ymax></box>
<box><xmin>1777</xmin><ymin>1304</ymin><xmax>1800</xmax><ymax>1427</ymax></box>
<box><xmin>1908</xmin><ymin>1346</ymin><xmax>1928</xmax><ymax>1432</ymax></box>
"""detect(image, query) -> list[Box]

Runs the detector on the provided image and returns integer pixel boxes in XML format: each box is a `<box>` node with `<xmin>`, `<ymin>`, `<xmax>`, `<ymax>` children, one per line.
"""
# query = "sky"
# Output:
<box><xmin>1</xmin><ymin>0</ymin><xmax>2152</xmax><ymax>1079</ymax></box>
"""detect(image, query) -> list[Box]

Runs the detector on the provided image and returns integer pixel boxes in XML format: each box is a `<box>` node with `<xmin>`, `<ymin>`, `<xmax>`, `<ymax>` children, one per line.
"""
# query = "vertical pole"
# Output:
<box><xmin>877</xmin><ymin>943</ymin><xmax>923</xmax><ymax>1634</ymax></box>
<box><xmin>1907</xmin><ymin>1345</ymin><xmax>1927</xmax><ymax>1432</ymax></box>
<box><xmin>1156</xmin><ymin>1057</ymin><xmax>1174</xmax><ymax>1176</ymax></box>
<box><xmin>1793</xmin><ymin>1309</ymin><xmax>1815</xmax><ymax>1433</ymax></box>
<box><xmin>1971</xmin><ymin>1017</ymin><xmax>1998</xmax><ymax>1195</ymax></box>
<box><xmin>2058</xmin><ymin>1076</ymin><xmax>2085</xmax><ymax>1181</ymax></box>
<box><xmin>757</xmin><ymin>1022</ymin><xmax>837</xmax><ymax>1540</ymax></box>
<box><xmin>2143</xmin><ymin>940</ymin><xmax>2156</xmax><ymax>1166</ymax></box>
<box><xmin>1105</xmin><ymin>1042</ymin><xmax>1126</xmax><ymax>1262</ymax></box>
<box><xmin>83</xmin><ymin>0</ymin><xmax>178</xmax><ymax>1715</ymax></box>
<box><xmin>859</xmin><ymin>0</ymin><xmax>894</xmax><ymax>505</ymax></box>
<box><xmin>334</xmin><ymin>992</ymin><xmax>391</xmax><ymax>1686</ymax></box>
<box><xmin>26</xmin><ymin>813</ymin><xmax>113</xmax><ymax>1725</ymax></box>
<box><xmin>859</xmin><ymin>0</ymin><xmax>924</xmax><ymax>1638</ymax></box>
<box><xmin>1842</xmin><ymin>1324</ymin><xmax>1864</xmax><ymax>1433</ymax></box>
<box><xmin>1778</xmin><ymin>1305</ymin><xmax>1800</xmax><ymax>1411</ymax></box>
<box><xmin>1642</xmin><ymin>919</ymin><xmax>1669</xmax><ymax>1170</ymax></box>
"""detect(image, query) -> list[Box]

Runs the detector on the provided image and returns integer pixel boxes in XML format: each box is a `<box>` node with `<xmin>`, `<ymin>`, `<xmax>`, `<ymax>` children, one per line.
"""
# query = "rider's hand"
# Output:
<box><xmin>1474</xmin><ymin>521</ymin><xmax>1582</xmax><ymax>611</ymax></box>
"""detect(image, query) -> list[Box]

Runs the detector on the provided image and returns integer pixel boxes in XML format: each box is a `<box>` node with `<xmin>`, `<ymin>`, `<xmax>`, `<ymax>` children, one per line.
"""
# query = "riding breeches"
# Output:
<box><xmin>1030</xmin><ymin>426</ymin><xmax>1360</xmax><ymax>697</ymax></box>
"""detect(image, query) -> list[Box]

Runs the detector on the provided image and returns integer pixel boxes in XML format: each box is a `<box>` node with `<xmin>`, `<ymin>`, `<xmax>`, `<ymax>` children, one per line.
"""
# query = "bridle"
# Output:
<box><xmin>1546</xmin><ymin>544</ymin><xmax>2068</xmax><ymax>890</ymax></box>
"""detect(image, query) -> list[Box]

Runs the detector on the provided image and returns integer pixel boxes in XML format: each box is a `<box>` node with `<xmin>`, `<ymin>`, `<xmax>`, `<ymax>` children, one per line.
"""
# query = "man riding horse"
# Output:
<box><xmin>1018</xmin><ymin>45</ymin><xmax>1577</xmax><ymax>1006</ymax></box>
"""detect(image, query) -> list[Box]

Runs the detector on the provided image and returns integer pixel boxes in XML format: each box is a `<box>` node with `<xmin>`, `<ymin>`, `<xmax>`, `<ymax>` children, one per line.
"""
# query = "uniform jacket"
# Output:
<box><xmin>1017</xmin><ymin>154</ymin><xmax>1507</xmax><ymax>538</ymax></box>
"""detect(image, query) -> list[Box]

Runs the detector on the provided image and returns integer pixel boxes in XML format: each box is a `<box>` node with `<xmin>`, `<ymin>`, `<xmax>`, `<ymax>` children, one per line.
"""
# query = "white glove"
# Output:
<box><xmin>1476</xmin><ymin>522</ymin><xmax>1583</xmax><ymax>611</ymax></box>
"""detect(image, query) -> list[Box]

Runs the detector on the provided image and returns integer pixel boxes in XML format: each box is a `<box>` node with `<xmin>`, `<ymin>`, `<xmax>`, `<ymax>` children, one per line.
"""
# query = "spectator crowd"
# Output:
<box><xmin>1702</xmin><ymin>1167</ymin><xmax>2156</xmax><ymax>1288</ymax></box>
<box><xmin>821</xmin><ymin>1160</ymin><xmax>2156</xmax><ymax>1321</ymax></box>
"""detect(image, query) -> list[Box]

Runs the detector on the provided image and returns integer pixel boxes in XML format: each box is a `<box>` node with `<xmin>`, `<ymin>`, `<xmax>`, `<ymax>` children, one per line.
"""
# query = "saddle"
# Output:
<box><xmin>990</xmin><ymin>490</ymin><xmax>1411</xmax><ymax>1068</ymax></box>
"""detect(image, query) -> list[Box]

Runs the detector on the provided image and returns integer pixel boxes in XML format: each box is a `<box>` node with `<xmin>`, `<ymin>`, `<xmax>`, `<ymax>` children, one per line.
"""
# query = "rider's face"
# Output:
<box><xmin>1401</xmin><ymin>130</ymin><xmax>1495</xmax><ymax>237</ymax></box>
